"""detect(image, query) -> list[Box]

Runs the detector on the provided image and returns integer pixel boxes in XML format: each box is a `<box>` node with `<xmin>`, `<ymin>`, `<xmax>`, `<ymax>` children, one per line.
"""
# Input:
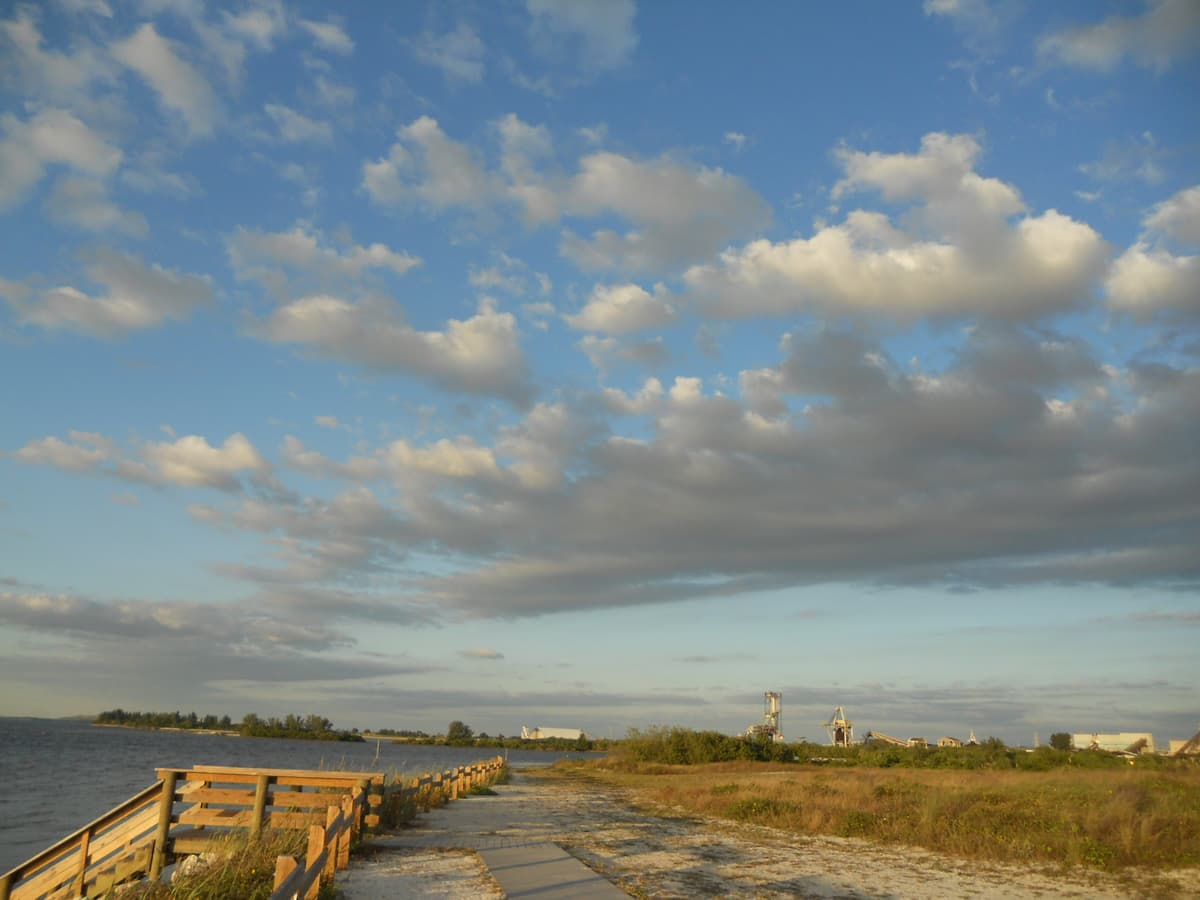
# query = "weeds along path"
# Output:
<box><xmin>339</xmin><ymin>767</ymin><xmax>1190</xmax><ymax>899</ymax></box>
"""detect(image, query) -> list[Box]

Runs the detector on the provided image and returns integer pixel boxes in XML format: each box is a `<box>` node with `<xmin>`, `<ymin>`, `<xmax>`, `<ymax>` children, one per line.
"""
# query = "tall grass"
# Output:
<box><xmin>568</xmin><ymin>758</ymin><xmax>1200</xmax><ymax>870</ymax></box>
<box><xmin>119</xmin><ymin>829</ymin><xmax>337</xmax><ymax>899</ymax></box>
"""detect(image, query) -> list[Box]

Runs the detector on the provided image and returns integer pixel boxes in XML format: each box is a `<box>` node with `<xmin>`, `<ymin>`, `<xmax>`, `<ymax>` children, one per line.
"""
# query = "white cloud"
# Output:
<box><xmin>314</xmin><ymin>416</ymin><xmax>342</xmax><ymax>430</ymax></box>
<box><xmin>141</xmin><ymin>433</ymin><xmax>269</xmax><ymax>489</ymax></box>
<box><xmin>227</xmin><ymin>224</ymin><xmax>420</xmax><ymax>296</ymax></box>
<box><xmin>1037</xmin><ymin>0</ymin><xmax>1200</xmax><ymax>72</ymax></box>
<box><xmin>560</xmin><ymin>152</ymin><xmax>771</xmax><ymax>272</ymax></box>
<box><xmin>44</xmin><ymin>176</ymin><xmax>148</xmax><ymax>237</ymax></box>
<box><xmin>1106</xmin><ymin>185</ymin><xmax>1200</xmax><ymax>319</ymax></box>
<box><xmin>0</xmin><ymin>108</ymin><xmax>121</xmax><ymax>211</ymax></box>
<box><xmin>527</xmin><ymin>0</ymin><xmax>637</xmax><ymax>71</ymax></box>
<box><xmin>363</xmin><ymin>114</ymin><xmax>770</xmax><ymax>273</ymax></box>
<box><xmin>410</xmin><ymin>23</ymin><xmax>485</xmax><ymax>83</ymax></box>
<box><xmin>565</xmin><ymin>282</ymin><xmax>675</xmax><ymax>334</ymax></box>
<box><xmin>1</xmin><ymin>7</ymin><xmax>108</xmax><ymax>102</ymax></box>
<box><xmin>299</xmin><ymin>19</ymin><xmax>353</xmax><ymax>55</ymax></box>
<box><xmin>684</xmin><ymin>133</ymin><xmax>1108</xmax><ymax>320</ymax></box>
<box><xmin>12</xmin><ymin>431</ymin><xmax>114</xmax><ymax>471</ymax></box>
<box><xmin>5</xmin><ymin>249</ymin><xmax>213</xmax><ymax>337</ymax></box>
<box><xmin>1079</xmin><ymin>133</ymin><xmax>1165</xmax><ymax>185</ymax></box>
<box><xmin>257</xmin><ymin>296</ymin><xmax>533</xmax><ymax>404</ymax></box>
<box><xmin>12</xmin><ymin>430</ymin><xmax>270</xmax><ymax>491</ymax></box>
<box><xmin>602</xmin><ymin>377</ymin><xmax>664</xmax><ymax>415</ymax></box>
<box><xmin>385</xmin><ymin>437</ymin><xmax>503</xmax><ymax>481</ymax></box>
<box><xmin>221</xmin><ymin>0</ymin><xmax>286</xmax><ymax>50</ymax></box>
<box><xmin>111</xmin><ymin>23</ymin><xmax>219</xmax><ymax>137</ymax></box>
<box><xmin>723</xmin><ymin>131</ymin><xmax>748</xmax><ymax>151</ymax></box>
<box><xmin>264</xmin><ymin>103</ymin><xmax>332</xmax><ymax>143</ymax></box>
<box><xmin>363</xmin><ymin>116</ymin><xmax>494</xmax><ymax>210</ymax></box>
<box><xmin>1145</xmin><ymin>184</ymin><xmax>1200</xmax><ymax>245</ymax></box>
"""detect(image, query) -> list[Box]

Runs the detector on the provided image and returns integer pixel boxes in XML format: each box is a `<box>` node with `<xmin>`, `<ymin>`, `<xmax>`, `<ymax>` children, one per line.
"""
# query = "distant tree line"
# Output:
<box><xmin>95</xmin><ymin>709</ymin><xmax>364</xmax><ymax>742</ymax></box>
<box><xmin>366</xmin><ymin>720</ymin><xmax>607</xmax><ymax>752</ymax></box>
<box><xmin>616</xmin><ymin>727</ymin><xmax>1178</xmax><ymax>771</ymax></box>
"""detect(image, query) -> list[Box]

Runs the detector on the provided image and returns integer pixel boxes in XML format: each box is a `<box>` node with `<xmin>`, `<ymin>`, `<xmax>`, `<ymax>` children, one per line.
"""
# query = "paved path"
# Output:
<box><xmin>341</xmin><ymin>771</ymin><xmax>628</xmax><ymax>898</ymax></box>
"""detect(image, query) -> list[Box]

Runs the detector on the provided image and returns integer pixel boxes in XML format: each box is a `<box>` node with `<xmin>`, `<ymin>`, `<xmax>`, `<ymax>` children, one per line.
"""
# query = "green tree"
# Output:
<box><xmin>446</xmin><ymin>720</ymin><xmax>474</xmax><ymax>744</ymax></box>
<box><xmin>1049</xmin><ymin>732</ymin><xmax>1072</xmax><ymax>751</ymax></box>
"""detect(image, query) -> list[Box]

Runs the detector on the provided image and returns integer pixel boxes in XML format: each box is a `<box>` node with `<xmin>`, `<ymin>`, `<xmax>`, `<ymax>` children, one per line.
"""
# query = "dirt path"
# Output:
<box><xmin>339</xmin><ymin>768</ymin><xmax>1195</xmax><ymax>899</ymax></box>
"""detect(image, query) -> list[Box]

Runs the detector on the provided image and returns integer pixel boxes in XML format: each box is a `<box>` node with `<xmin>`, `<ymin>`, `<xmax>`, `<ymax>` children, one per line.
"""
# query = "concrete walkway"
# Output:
<box><xmin>344</xmin><ymin>772</ymin><xmax>628</xmax><ymax>898</ymax></box>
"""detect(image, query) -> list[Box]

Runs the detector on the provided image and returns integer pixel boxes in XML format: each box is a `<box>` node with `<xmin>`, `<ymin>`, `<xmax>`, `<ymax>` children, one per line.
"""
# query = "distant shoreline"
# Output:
<box><xmin>92</xmin><ymin>722</ymin><xmax>242</xmax><ymax>737</ymax></box>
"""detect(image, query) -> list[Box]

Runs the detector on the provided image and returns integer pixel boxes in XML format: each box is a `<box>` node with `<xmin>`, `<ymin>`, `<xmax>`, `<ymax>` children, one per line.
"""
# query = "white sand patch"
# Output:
<box><xmin>337</xmin><ymin>847</ymin><xmax>501</xmax><ymax>898</ymax></box>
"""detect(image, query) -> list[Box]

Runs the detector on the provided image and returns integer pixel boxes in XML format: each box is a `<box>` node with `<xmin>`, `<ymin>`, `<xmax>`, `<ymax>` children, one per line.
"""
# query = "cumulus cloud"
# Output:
<box><xmin>111</xmin><ymin>23</ymin><xmax>219</xmax><ymax>137</ymax></box>
<box><xmin>11</xmin><ymin>429</ymin><xmax>272</xmax><ymax>492</ymax></box>
<box><xmin>256</xmin><ymin>296</ymin><xmax>534</xmax><ymax>404</ymax></box>
<box><xmin>363</xmin><ymin>113</ymin><xmax>769</xmax><ymax>273</ymax></box>
<box><xmin>683</xmin><ymin>132</ymin><xmax>1108</xmax><ymax>320</ymax></box>
<box><xmin>363</xmin><ymin>116</ymin><xmax>493</xmax><ymax>211</ymax></box>
<box><xmin>1107</xmin><ymin>184</ymin><xmax>1200</xmax><ymax>319</ymax></box>
<box><xmin>0</xmin><ymin>107</ymin><xmax>121</xmax><ymax>211</ymax></box>
<box><xmin>1037</xmin><ymin>0</ymin><xmax>1200</xmax><ymax>72</ymax></box>
<box><xmin>526</xmin><ymin>0</ymin><xmax>637</xmax><ymax>71</ymax></box>
<box><xmin>3</xmin><ymin>248</ymin><xmax>213</xmax><ymax>336</ymax></box>
<box><xmin>565</xmin><ymin>282</ymin><xmax>675</xmax><ymax>334</ymax></box>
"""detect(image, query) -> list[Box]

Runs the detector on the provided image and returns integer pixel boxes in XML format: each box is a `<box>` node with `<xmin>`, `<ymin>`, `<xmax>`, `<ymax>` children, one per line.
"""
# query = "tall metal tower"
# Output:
<box><xmin>763</xmin><ymin>691</ymin><xmax>782</xmax><ymax>742</ymax></box>
<box><xmin>823</xmin><ymin>706</ymin><xmax>854</xmax><ymax>746</ymax></box>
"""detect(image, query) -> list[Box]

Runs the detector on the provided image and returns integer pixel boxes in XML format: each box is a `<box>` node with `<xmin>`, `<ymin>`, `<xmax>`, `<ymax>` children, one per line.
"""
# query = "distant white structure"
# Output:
<box><xmin>1072</xmin><ymin>732</ymin><xmax>1155</xmax><ymax>754</ymax></box>
<box><xmin>521</xmin><ymin>726</ymin><xmax>585</xmax><ymax>741</ymax></box>
<box><xmin>745</xmin><ymin>691</ymin><xmax>785</xmax><ymax>743</ymax></box>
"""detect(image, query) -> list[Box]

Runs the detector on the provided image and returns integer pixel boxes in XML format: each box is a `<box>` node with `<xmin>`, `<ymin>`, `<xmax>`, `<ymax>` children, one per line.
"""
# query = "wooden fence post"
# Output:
<box><xmin>251</xmin><ymin>774</ymin><xmax>271</xmax><ymax>838</ymax></box>
<box><xmin>322</xmin><ymin>807</ymin><xmax>338</xmax><ymax>881</ymax></box>
<box><xmin>338</xmin><ymin>795</ymin><xmax>352</xmax><ymax>869</ymax></box>
<box><xmin>71</xmin><ymin>827</ymin><xmax>92</xmax><ymax>896</ymax></box>
<box><xmin>273</xmin><ymin>855</ymin><xmax>298</xmax><ymax>892</ymax></box>
<box><xmin>304</xmin><ymin>823</ymin><xmax>324</xmax><ymax>900</ymax></box>
<box><xmin>149</xmin><ymin>772</ymin><xmax>177</xmax><ymax>881</ymax></box>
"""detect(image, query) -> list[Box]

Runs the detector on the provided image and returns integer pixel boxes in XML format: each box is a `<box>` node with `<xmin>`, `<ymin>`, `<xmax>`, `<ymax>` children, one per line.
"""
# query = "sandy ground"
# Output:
<box><xmin>338</xmin><ymin>769</ymin><xmax>1198</xmax><ymax>899</ymax></box>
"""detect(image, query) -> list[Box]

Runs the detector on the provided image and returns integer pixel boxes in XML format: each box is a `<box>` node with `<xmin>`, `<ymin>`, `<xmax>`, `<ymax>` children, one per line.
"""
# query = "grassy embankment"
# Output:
<box><xmin>549</xmin><ymin>729</ymin><xmax>1200</xmax><ymax>873</ymax></box>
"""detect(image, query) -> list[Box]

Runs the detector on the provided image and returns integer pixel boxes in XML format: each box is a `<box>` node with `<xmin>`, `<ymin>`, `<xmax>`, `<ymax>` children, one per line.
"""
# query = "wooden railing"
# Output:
<box><xmin>269</xmin><ymin>755</ymin><xmax>507</xmax><ymax>900</ymax></box>
<box><xmin>2</xmin><ymin>757</ymin><xmax>508</xmax><ymax>900</ymax></box>
<box><xmin>0</xmin><ymin>765</ymin><xmax>384</xmax><ymax>900</ymax></box>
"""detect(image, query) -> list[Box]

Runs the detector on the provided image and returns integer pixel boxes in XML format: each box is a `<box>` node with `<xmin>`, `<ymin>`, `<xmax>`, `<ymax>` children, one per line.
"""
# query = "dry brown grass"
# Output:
<box><xmin>557</xmin><ymin>758</ymin><xmax>1200</xmax><ymax>871</ymax></box>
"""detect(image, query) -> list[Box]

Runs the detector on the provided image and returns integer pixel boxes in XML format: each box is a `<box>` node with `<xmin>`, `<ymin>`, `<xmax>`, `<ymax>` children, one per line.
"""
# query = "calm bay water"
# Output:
<box><xmin>0</xmin><ymin>717</ymin><xmax>596</xmax><ymax>872</ymax></box>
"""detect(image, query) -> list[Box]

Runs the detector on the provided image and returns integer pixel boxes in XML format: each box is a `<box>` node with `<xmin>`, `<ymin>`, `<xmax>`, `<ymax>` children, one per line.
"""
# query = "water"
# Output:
<box><xmin>0</xmin><ymin>717</ymin><xmax>598</xmax><ymax>873</ymax></box>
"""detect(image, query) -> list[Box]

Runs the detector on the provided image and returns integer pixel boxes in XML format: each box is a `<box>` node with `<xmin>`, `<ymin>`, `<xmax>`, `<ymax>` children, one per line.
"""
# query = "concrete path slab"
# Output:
<box><xmin>349</xmin><ymin>771</ymin><xmax>630</xmax><ymax>897</ymax></box>
<box><xmin>478</xmin><ymin>843</ymin><xmax>629</xmax><ymax>899</ymax></box>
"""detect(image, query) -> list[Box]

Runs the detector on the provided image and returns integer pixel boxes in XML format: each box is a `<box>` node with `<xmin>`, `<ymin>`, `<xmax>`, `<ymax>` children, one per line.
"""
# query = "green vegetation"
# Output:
<box><xmin>554</xmin><ymin>756</ymin><xmax>1200</xmax><ymax>872</ymax></box>
<box><xmin>95</xmin><ymin>709</ymin><xmax>364</xmax><ymax>742</ymax></box>
<box><xmin>615</xmin><ymin>726</ymin><xmax>1175</xmax><ymax>771</ymax></box>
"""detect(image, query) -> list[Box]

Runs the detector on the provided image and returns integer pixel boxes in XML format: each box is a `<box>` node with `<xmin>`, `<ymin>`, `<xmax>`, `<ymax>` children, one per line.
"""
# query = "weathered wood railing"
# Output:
<box><xmin>269</xmin><ymin>755</ymin><xmax>507</xmax><ymax>900</ymax></box>
<box><xmin>2</xmin><ymin>757</ymin><xmax>508</xmax><ymax>900</ymax></box>
<box><xmin>0</xmin><ymin>765</ymin><xmax>384</xmax><ymax>900</ymax></box>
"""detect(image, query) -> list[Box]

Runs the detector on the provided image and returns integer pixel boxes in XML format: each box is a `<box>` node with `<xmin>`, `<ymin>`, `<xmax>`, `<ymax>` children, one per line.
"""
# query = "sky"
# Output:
<box><xmin>1</xmin><ymin>0</ymin><xmax>1197</xmax><ymax>747</ymax></box>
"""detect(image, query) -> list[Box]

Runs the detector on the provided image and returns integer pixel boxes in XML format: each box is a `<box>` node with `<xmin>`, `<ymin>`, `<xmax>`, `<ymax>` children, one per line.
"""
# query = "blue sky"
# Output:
<box><xmin>1</xmin><ymin>0</ymin><xmax>1197</xmax><ymax>746</ymax></box>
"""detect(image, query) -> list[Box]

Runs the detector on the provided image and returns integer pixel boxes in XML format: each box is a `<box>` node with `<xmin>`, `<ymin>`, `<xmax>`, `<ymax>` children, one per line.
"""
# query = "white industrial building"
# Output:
<box><xmin>521</xmin><ymin>726</ymin><xmax>585</xmax><ymax>740</ymax></box>
<box><xmin>1072</xmin><ymin>732</ymin><xmax>1155</xmax><ymax>754</ymax></box>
